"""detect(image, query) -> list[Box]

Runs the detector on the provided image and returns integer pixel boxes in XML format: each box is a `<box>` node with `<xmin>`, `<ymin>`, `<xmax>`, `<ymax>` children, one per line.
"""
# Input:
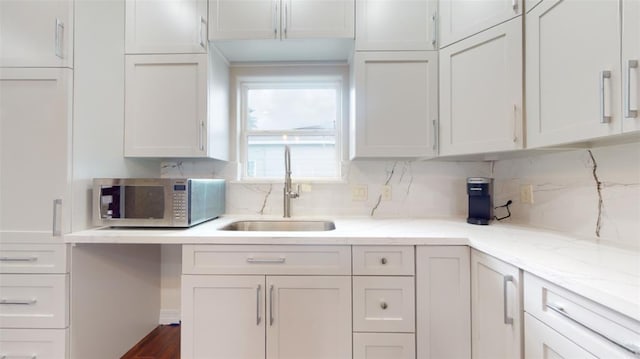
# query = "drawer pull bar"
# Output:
<box><xmin>546</xmin><ymin>303</ymin><xmax>640</xmax><ymax>356</ymax></box>
<box><xmin>0</xmin><ymin>298</ymin><xmax>37</xmax><ymax>305</ymax></box>
<box><xmin>0</xmin><ymin>256</ymin><xmax>37</xmax><ymax>262</ymax></box>
<box><xmin>503</xmin><ymin>275</ymin><xmax>514</xmax><ymax>325</ymax></box>
<box><xmin>0</xmin><ymin>355</ymin><xmax>37</xmax><ymax>359</ymax></box>
<box><xmin>247</xmin><ymin>257</ymin><xmax>286</xmax><ymax>264</ymax></box>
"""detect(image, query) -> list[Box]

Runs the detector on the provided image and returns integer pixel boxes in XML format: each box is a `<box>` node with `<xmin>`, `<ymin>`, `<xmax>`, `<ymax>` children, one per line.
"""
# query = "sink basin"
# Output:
<box><xmin>220</xmin><ymin>220</ymin><xmax>336</xmax><ymax>232</ymax></box>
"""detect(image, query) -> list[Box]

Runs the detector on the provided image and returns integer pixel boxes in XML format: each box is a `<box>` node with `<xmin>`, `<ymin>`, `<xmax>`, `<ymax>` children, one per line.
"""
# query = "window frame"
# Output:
<box><xmin>238</xmin><ymin>77</ymin><xmax>343</xmax><ymax>181</ymax></box>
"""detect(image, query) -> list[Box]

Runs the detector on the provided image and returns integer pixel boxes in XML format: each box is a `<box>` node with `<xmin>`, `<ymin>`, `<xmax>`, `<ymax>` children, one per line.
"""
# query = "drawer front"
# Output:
<box><xmin>0</xmin><ymin>274</ymin><xmax>68</xmax><ymax>329</ymax></box>
<box><xmin>0</xmin><ymin>328</ymin><xmax>67</xmax><ymax>359</ymax></box>
<box><xmin>183</xmin><ymin>245</ymin><xmax>351</xmax><ymax>275</ymax></box>
<box><xmin>353</xmin><ymin>333</ymin><xmax>416</xmax><ymax>359</ymax></box>
<box><xmin>524</xmin><ymin>273</ymin><xmax>640</xmax><ymax>358</ymax></box>
<box><xmin>525</xmin><ymin>313</ymin><xmax>597</xmax><ymax>359</ymax></box>
<box><xmin>353</xmin><ymin>276</ymin><xmax>415</xmax><ymax>333</ymax></box>
<box><xmin>353</xmin><ymin>246</ymin><xmax>414</xmax><ymax>275</ymax></box>
<box><xmin>0</xmin><ymin>244</ymin><xmax>68</xmax><ymax>274</ymax></box>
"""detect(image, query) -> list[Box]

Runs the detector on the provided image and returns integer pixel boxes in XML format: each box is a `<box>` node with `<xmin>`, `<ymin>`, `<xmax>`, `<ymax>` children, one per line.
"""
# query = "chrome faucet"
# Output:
<box><xmin>283</xmin><ymin>145</ymin><xmax>299</xmax><ymax>218</ymax></box>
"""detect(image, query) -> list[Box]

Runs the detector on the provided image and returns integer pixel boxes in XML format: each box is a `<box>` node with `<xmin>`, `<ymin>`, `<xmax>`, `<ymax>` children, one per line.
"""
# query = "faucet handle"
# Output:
<box><xmin>292</xmin><ymin>184</ymin><xmax>300</xmax><ymax>198</ymax></box>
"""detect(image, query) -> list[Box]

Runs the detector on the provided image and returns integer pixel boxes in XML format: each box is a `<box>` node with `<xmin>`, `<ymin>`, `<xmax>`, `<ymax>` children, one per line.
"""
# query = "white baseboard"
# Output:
<box><xmin>159</xmin><ymin>309</ymin><xmax>181</xmax><ymax>325</ymax></box>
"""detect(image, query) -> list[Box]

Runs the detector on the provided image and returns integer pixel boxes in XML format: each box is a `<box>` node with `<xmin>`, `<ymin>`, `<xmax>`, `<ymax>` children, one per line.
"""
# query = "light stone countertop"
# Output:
<box><xmin>66</xmin><ymin>215</ymin><xmax>640</xmax><ymax>323</ymax></box>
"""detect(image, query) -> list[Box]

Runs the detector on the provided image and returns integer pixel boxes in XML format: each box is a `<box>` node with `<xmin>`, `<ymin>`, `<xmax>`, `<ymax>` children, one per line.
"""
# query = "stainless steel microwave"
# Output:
<box><xmin>93</xmin><ymin>178</ymin><xmax>225</xmax><ymax>228</ymax></box>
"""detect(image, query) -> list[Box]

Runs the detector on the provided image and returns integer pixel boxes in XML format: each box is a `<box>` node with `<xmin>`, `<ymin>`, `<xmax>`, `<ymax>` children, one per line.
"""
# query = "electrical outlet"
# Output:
<box><xmin>351</xmin><ymin>185</ymin><xmax>368</xmax><ymax>201</ymax></box>
<box><xmin>300</xmin><ymin>184</ymin><xmax>312</xmax><ymax>193</ymax></box>
<box><xmin>520</xmin><ymin>184</ymin><xmax>534</xmax><ymax>204</ymax></box>
<box><xmin>381</xmin><ymin>185</ymin><xmax>392</xmax><ymax>201</ymax></box>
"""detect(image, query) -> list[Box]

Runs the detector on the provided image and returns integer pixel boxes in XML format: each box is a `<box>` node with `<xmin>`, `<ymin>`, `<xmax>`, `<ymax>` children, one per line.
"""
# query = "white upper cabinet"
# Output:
<box><xmin>0</xmin><ymin>68</ymin><xmax>73</xmax><ymax>240</ymax></box>
<box><xmin>439</xmin><ymin>17</ymin><xmax>523</xmax><ymax>156</ymax></box>
<box><xmin>356</xmin><ymin>0</ymin><xmax>438</xmax><ymax>50</ymax></box>
<box><xmin>0</xmin><ymin>0</ymin><xmax>73</xmax><ymax>67</ymax></box>
<box><xmin>438</xmin><ymin>0</ymin><xmax>522</xmax><ymax>48</ymax></box>
<box><xmin>209</xmin><ymin>0</ymin><xmax>354</xmax><ymax>40</ymax></box>
<box><xmin>124</xmin><ymin>51</ymin><xmax>229</xmax><ymax>159</ymax></box>
<box><xmin>526</xmin><ymin>0</ymin><xmax>621</xmax><ymax>148</ymax></box>
<box><xmin>125</xmin><ymin>0</ymin><xmax>208</xmax><ymax>54</ymax></box>
<box><xmin>623</xmin><ymin>0</ymin><xmax>640</xmax><ymax>132</ymax></box>
<box><xmin>350</xmin><ymin>51</ymin><xmax>438</xmax><ymax>158</ymax></box>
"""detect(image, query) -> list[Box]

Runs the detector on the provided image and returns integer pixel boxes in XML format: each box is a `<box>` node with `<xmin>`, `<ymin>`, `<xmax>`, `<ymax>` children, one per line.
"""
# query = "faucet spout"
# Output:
<box><xmin>283</xmin><ymin>145</ymin><xmax>299</xmax><ymax>218</ymax></box>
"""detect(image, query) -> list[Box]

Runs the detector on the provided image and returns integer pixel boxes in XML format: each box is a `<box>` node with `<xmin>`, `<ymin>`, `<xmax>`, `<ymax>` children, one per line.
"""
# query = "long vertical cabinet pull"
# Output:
<box><xmin>52</xmin><ymin>199</ymin><xmax>62</xmax><ymax>237</ymax></box>
<box><xmin>283</xmin><ymin>2</ymin><xmax>288</xmax><ymax>38</ymax></box>
<box><xmin>503</xmin><ymin>275</ymin><xmax>514</xmax><ymax>325</ymax></box>
<box><xmin>626</xmin><ymin>60</ymin><xmax>638</xmax><ymax>118</ymax></box>
<box><xmin>269</xmin><ymin>285</ymin><xmax>275</xmax><ymax>325</ymax></box>
<box><xmin>600</xmin><ymin>70</ymin><xmax>612</xmax><ymax>123</ymax></box>
<box><xmin>55</xmin><ymin>18</ymin><xmax>64</xmax><ymax>58</ymax></box>
<box><xmin>432</xmin><ymin>119</ymin><xmax>438</xmax><ymax>153</ymax></box>
<box><xmin>513</xmin><ymin>104</ymin><xmax>518</xmax><ymax>143</ymax></box>
<box><xmin>199</xmin><ymin>16</ymin><xmax>207</xmax><ymax>49</ymax></box>
<box><xmin>431</xmin><ymin>13</ymin><xmax>438</xmax><ymax>48</ymax></box>
<box><xmin>273</xmin><ymin>0</ymin><xmax>279</xmax><ymax>39</ymax></box>
<box><xmin>199</xmin><ymin>121</ymin><xmax>205</xmax><ymax>151</ymax></box>
<box><xmin>256</xmin><ymin>285</ymin><xmax>262</xmax><ymax>325</ymax></box>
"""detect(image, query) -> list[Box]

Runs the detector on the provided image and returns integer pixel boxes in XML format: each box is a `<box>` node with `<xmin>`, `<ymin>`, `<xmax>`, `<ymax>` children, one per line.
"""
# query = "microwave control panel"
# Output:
<box><xmin>172</xmin><ymin>183</ymin><xmax>188</xmax><ymax>223</ymax></box>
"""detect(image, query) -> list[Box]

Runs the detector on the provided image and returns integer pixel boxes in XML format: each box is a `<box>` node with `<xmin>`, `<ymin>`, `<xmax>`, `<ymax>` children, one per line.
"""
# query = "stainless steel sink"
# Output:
<box><xmin>220</xmin><ymin>220</ymin><xmax>336</xmax><ymax>232</ymax></box>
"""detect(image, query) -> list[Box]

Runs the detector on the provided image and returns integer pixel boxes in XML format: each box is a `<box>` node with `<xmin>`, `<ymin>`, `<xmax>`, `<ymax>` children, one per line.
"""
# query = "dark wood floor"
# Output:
<box><xmin>121</xmin><ymin>324</ymin><xmax>180</xmax><ymax>359</ymax></box>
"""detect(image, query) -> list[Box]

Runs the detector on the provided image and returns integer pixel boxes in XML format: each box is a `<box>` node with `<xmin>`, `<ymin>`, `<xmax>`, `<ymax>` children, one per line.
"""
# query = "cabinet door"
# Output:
<box><xmin>526</xmin><ymin>0</ymin><xmax>621</xmax><ymax>147</ymax></box>
<box><xmin>266</xmin><ymin>276</ymin><xmax>351</xmax><ymax>359</ymax></box>
<box><xmin>438</xmin><ymin>0</ymin><xmax>521</xmax><ymax>48</ymax></box>
<box><xmin>284</xmin><ymin>0</ymin><xmax>354</xmax><ymax>39</ymax></box>
<box><xmin>209</xmin><ymin>0</ymin><xmax>278</xmax><ymax>40</ymax></box>
<box><xmin>181</xmin><ymin>275</ymin><xmax>265</xmax><ymax>359</ymax></box>
<box><xmin>524</xmin><ymin>314</ymin><xmax>597</xmax><ymax>359</ymax></box>
<box><xmin>351</xmin><ymin>51</ymin><xmax>438</xmax><ymax>158</ymax></box>
<box><xmin>353</xmin><ymin>333</ymin><xmax>416</xmax><ymax>359</ymax></box>
<box><xmin>124</xmin><ymin>54</ymin><xmax>208</xmax><ymax>157</ymax></box>
<box><xmin>125</xmin><ymin>0</ymin><xmax>208</xmax><ymax>53</ymax></box>
<box><xmin>439</xmin><ymin>17</ymin><xmax>523</xmax><ymax>156</ymax></box>
<box><xmin>356</xmin><ymin>0</ymin><xmax>437</xmax><ymax>50</ymax></box>
<box><xmin>0</xmin><ymin>68</ymin><xmax>72</xmax><ymax>239</ymax></box>
<box><xmin>353</xmin><ymin>276</ymin><xmax>415</xmax><ymax>333</ymax></box>
<box><xmin>471</xmin><ymin>250</ymin><xmax>522</xmax><ymax>359</ymax></box>
<box><xmin>623</xmin><ymin>0</ymin><xmax>640</xmax><ymax>132</ymax></box>
<box><xmin>0</xmin><ymin>0</ymin><xmax>73</xmax><ymax>68</ymax></box>
<box><xmin>416</xmin><ymin>246</ymin><xmax>471</xmax><ymax>359</ymax></box>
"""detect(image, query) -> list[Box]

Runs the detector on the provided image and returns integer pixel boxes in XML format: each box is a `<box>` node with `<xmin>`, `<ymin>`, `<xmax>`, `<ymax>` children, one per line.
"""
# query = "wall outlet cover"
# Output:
<box><xmin>351</xmin><ymin>185</ymin><xmax>368</xmax><ymax>201</ymax></box>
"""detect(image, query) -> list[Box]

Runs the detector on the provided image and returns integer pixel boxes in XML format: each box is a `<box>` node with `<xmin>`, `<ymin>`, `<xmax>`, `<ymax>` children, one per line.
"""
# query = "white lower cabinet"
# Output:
<box><xmin>353</xmin><ymin>333</ymin><xmax>415</xmax><ymax>359</ymax></box>
<box><xmin>353</xmin><ymin>276</ymin><xmax>415</xmax><ymax>333</ymax></box>
<box><xmin>0</xmin><ymin>328</ymin><xmax>68</xmax><ymax>359</ymax></box>
<box><xmin>416</xmin><ymin>246</ymin><xmax>471</xmax><ymax>359</ymax></box>
<box><xmin>471</xmin><ymin>249</ymin><xmax>522</xmax><ymax>359</ymax></box>
<box><xmin>181</xmin><ymin>245</ymin><xmax>352</xmax><ymax>359</ymax></box>
<box><xmin>525</xmin><ymin>313</ymin><xmax>596</xmax><ymax>359</ymax></box>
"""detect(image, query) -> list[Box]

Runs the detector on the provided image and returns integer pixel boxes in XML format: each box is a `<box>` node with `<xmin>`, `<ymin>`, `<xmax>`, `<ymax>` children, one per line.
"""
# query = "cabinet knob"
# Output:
<box><xmin>380</xmin><ymin>257</ymin><xmax>388</xmax><ymax>265</ymax></box>
<box><xmin>380</xmin><ymin>301</ymin><xmax>388</xmax><ymax>310</ymax></box>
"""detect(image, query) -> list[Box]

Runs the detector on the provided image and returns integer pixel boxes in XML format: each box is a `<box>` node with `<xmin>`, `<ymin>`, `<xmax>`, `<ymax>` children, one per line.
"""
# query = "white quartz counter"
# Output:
<box><xmin>66</xmin><ymin>216</ymin><xmax>640</xmax><ymax>323</ymax></box>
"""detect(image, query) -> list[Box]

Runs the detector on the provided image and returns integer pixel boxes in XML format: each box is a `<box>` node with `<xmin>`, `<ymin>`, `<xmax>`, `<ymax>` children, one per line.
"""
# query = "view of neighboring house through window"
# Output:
<box><xmin>240</xmin><ymin>79</ymin><xmax>341</xmax><ymax>180</ymax></box>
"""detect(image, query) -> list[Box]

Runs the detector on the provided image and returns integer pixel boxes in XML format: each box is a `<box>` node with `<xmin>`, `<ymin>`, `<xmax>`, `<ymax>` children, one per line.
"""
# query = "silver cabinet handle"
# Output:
<box><xmin>55</xmin><ymin>18</ymin><xmax>64</xmax><ymax>58</ymax></box>
<box><xmin>0</xmin><ymin>298</ymin><xmax>37</xmax><ymax>305</ymax></box>
<box><xmin>284</xmin><ymin>2</ymin><xmax>288</xmax><ymax>38</ymax></box>
<box><xmin>513</xmin><ymin>104</ymin><xmax>518</xmax><ymax>143</ymax></box>
<box><xmin>0</xmin><ymin>256</ymin><xmax>37</xmax><ymax>262</ymax></box>
<box><xmin>199</xmin><ymin>121</ymin><xmax>205</xmax><ymax>151</ymax></box>
<box><xmin>269</xmin><ymin>285</ymin><xmax>275</xmax><ymax>326</ymax></box>
<box><xmin>431</xmin><ymin>13</ymin><xmax>438</xmax><ymax>48</ymax></box>
<box><xmin>626</xmin><ymin>60</ymin><xmax>638</xmax><ymax>118</ymax></box>
<box><xmin>52</xmin><ymin>199</ymin><xmax>62</xmax><ymax>237</ymax></box>
<box><xmin>199</xmin><ymin>16</ymin><xmax>207</xmax><ymax>49</ymax></box>
<box><xmin>273</xmin><ymin>0</ymin><xmax>279</xmax><ymax>39</ymax></box>
<box><xmin>380</xmin><ymin>301</ymin><xmax>388</xmax><ymax>310</ymax></box>
<box><xmin>503</xmin><ymin>275</ymin><xmax>514</xmax><ymax>325</ymax></box>
<box><xmin>600</xmin><ymin>70</ymin><xmax>612</xmax><ymax>123</ymax></box>
<box><xmin>256</xmin><ymin>284</ymin><xmax>262</xmax><ymax>325</ymax></box>
<box><xmin>0</xmin><ymin>355</ymin><xmax>37</xmax><ymax>359</ymax></box>
<box><xmin>247</xmin><ymin>257</ymin><xmax>286</xmax><ymax>264</ymax></box>
<box><xmin>546</xmin><ymin>303</ymin><xmax>640</xmax><ymax>355</ymax></box>
<box><xmin>432</xmin><ymin>119</ymin><xmax>438</xmax><ymax>153</ymax></box>
<box><xmin>380</xmin><ymin>257</ymin><xmax>387</xmax><ymax>265</ymax></box>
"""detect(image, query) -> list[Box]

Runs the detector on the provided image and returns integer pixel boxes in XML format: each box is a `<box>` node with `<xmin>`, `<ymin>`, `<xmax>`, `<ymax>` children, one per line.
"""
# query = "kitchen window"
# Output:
<box><xmin>239</xmin><ymin>79</ymin><xmax>342</xmax><ymax>180</ymax></box>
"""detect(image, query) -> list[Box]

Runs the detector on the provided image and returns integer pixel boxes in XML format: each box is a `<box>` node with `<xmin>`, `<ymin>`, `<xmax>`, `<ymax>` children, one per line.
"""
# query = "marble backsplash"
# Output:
<box><xmin>161</xmin><ymin>142</ymin><xmax>640</xmax><ymax>247</ymax></box>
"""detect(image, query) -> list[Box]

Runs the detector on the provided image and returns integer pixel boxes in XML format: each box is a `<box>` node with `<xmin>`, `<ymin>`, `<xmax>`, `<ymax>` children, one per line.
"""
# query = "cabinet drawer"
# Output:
<box><xmin>0</xmin><ymin>328</ymin><xmax>67</xmax><ymax>359</ymax></box>
<box><xmin>353</xmin><ymin>276</ymin><xmax>415</xmax><ymax>332</ymax></box>
<box><xmin>353</xmin><ymin>246</ymin><xmax>414</xmax><ymax>275</ymax></box>
<box><xmin>0</xmin><ymin>274</ymin><xmax>68</xmax><ymax>329</ymax></box>
<box><xmin>183</xmin><ymin>245</ymin><xmax>351</xmax><ymax>275</ymax></box>
<box><xmin>525</xmin><ymin>313</ymin><xmax>596</xmax><ymax>359</ymax></box>
<box><xmin>353</xmin><ymin>333</ymin><xmax>415</xmax><ymax>359</ymax></box>
<box><xmin>0</xmin><ymin>244</ymin><xmax>67</xmax><ymax>274</ymax></box>
<box><xmin>524</xmin><ymin>273</ymin><xmax>640</xmax><ymax>358</ymax></box>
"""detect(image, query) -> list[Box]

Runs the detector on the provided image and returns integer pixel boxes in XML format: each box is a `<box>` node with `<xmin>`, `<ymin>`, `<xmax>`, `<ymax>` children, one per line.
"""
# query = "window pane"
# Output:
<box><xmin>247</xmin><ymin>88</ymin><xmax>337</xmax><ymax>131</ymax></box>
<box><xmin>247</xmin><ymin>136</ymin><xmax>337</xmax><ymax>178</ymax></box>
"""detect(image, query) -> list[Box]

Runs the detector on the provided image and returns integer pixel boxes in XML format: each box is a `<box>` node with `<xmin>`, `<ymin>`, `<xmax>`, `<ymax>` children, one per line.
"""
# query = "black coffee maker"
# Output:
<box><xmin>467</xmin><ymin>177</ymin><xmax>493</xmax><ymax>225</ymax></box>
